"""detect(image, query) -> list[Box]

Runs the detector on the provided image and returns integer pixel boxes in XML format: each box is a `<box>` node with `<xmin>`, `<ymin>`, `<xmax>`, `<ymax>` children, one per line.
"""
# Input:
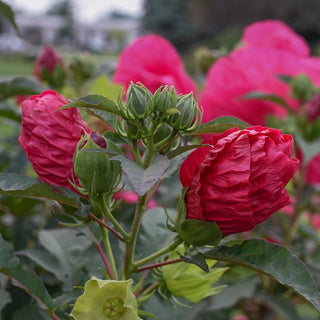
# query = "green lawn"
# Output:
<box><xmin>0</xmin><ymin>55</ymin><xmax>33</xmax><ymax>76</ymax></box>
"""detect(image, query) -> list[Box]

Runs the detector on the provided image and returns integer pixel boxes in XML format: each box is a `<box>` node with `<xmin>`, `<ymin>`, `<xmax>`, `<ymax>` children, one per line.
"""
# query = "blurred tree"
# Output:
<box><xmin>142</xmin><ymin>0</ymin><xmax>195</xmax><ymax>49</ymax></box>
<box><xmin>46</xmin><ymin>0</ymin><xmax>74</xmax><ymax>44</ymax></box>
<box><xmin>189</xmin><ymin>0</ymin><xmax>320</xmax><ymax>46</ymax></box>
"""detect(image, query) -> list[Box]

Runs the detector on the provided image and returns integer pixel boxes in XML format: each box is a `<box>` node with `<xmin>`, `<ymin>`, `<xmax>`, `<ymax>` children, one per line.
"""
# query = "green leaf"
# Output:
<box><xmin>0</xmin><ymin>234</ymin><xmax>55</xmax><ymax>310</ymax></box>
<box><xmin>0</xmin><ymin>1</ymin><xmax>19</xmax><ymax>33</ymax></box>
<box><xmin>0</xmin><ymin>77</ymin><xmax>42</xmax><ymax>100</ymax></box>
<box><xmin>191</xmin><ymin>116</ymin><xmax>249</xmax><ymax>135</ymax></box>
<box><xmin>60</xmin><ymin>94</ymin><xmax>122</xmax><ymax>116</ymax></box>
<box><xmin>241</xmin><ymin>91</ymin><xmax>290</xmax><ymax>109</ymax></box>
<box><xmin>166</xmin><ymin>144</ymin><xmax>211</xmax><ymax>160</ymax></box>
<box><xmin>17</xmin><ymin>228</ymin><xmax>94</xmax><ymax>290</ymax></box>
<box><xmin>138</xmin><ymin>309</ymin><xmax>158</xmax><ymax>319</ymax></box>
<box><xmin>294</xmin><ymin>134</ymin><xmax>320</xmax><ymax>164</ymax></box>
<box><xmin>0</xmin><ymin>173</ymin><xmax>78</xmax><ymax>207</ymax></box>
<box><xmin>112</xmin><ymin>154</ymin><xmax>170</xmax><ymax>196</ymax></box>
<box><xmin>0</xmin><ymin>101</ymin><xmax>21</xmax><ymax>122</ymax></box>
<box><xmin>210</xmin><ymin>277</ymin><xmax>258</xmax><ymax>310</ymax></box>
<box><xmin>178</xmin><ymin>252</ymin><xmax>209</xmax><ymax>273</ymax></box>
<box><xmin>263</xmin><ymin>294</ymin><xmax>302</xmax><ymax>320</ymax></box>
<box><xmin>137</xmin><ymin>207</ymin><xmax>177</xmax><ymax>257</ymax></box>
<box><xmin>204</xmin><ymin>239</ymin><xmax>320</xmax><ymax>311</ymax></box>
<box><xmin>179</xmin><ymin>219</ymin><xmax>222</xmax><ymax>247</ymax></box>
<box><xmin>89</xmin><ymin>75</ymin><xmax>123</xmax><ymax>102</ymax></box>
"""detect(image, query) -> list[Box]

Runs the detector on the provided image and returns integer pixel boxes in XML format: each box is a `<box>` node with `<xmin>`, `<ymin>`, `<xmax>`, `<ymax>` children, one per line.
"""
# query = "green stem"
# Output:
<box><xmin>139</xmin><ymin>281</ymin><xmax>160</xmax><ymax>299</ymax></box>
<box><xmin>131</xmin><ymin>139</ymin><xmax>143</xmax><ymax>166</ymax></box>
<box><xmin>98</xmin><ymin>196</ymin><xmax>130</xmax><ymax>241</ymax></box>
<box><xmin>133</xmin><ymin>237</ymin><xmax>183</xmax><ymax>268</ymax></box>
<box><xmin>124</xmin><ymin>194</ymin><xmax>147</xmax><ymax>279</ymax></box>
<box><xmin>100</xmin><ymin>224</ymin><xmax>118</xmax><ymax>280</ymax></box>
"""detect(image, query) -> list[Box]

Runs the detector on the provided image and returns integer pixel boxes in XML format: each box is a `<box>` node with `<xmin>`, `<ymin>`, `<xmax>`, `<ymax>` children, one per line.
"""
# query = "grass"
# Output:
<box><xmin>0</xmin><ymin>54</ymin><xmax>34</xmax><ymax>76</ymax></box>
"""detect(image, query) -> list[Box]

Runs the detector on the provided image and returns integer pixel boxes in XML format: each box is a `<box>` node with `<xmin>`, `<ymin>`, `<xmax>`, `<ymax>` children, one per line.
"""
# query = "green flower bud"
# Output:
<box><xmin>167</xmin><ymin>93</ymin><xmax>201</xmax><ymax>132</ymax></box>
<box><xmin>73</xmin><ymin>132</ymin><xmax>121</xmax><ymax>197</ymax></box>
<box><xmin>290</xmin><ymin>73</ymin><xmax>318</xmax><ymax>102</ymax></box>
<box><xmin>160</xmin><ymin>247</ymin><xmax>228</xmax><ymax>303</ymax></box>
<box><xmin>153</xmin><ymin>122</ymin><xmax>172</xmax><ymax>145</ymax></box>
<box><xmin>124</xmin><ymin>83</ymin><xmax>154</xmax><ymax>120</ymax></box>
<box><xmin>153</xmin><ymin>85</ymin><xmax>178</xmax><ymax>113</ymax></box>
<box><xmin>70</xmin><ymin>277</ymin><xmax>142</xmax><ymax>320</ymax></box>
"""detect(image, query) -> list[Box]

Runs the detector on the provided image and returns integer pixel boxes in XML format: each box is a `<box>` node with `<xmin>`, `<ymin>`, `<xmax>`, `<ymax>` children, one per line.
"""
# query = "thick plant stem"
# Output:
<box><xmin>124</xmin><ymin>194</ymin><xmax>147</xmax><ymax>279</ymax></box>
<box><xmin>100</xmin><ymin>224</ymin><xmax>118</xmax><ymax>280</ymax></box>
<box><xmin>133</xmin><ymin>237</ymin><xmax>183</xmax><ymax>268</ymax></box>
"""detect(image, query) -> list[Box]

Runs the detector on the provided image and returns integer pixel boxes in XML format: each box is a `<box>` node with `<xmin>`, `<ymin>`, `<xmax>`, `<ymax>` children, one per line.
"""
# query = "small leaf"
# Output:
<box><xmin>0</xmin><ymin>173</ymin><xmax>78</xmax><ymax>207</ymax></box>
<box><xmin>112</xmin><ymin>154</ymin><xmax>170</xmax><ymax>196</ymax></box>
<box><xmin>0</xmin><ymin>1</ymin><xmax>19</xmax><ymax>33</ymax></box>
<box><xmin>241</xmin><ymin>91</ymin><xmax>290</xmax><ymax>110</ymax></box>
<box><xmin>166</xmin><ymin>144</ymin><xmax>211</xmax><ymax>160</ymax></box>
<box><xmin>61</xmin><ymin>94</ymin><xmax>122</xmax><ymax>116</ymax></box>
<box><xmin>191</xmin><ymin>116</ymin><xmax>249</xmax><ymax>135</ymax></box>
<box><xmin>179</xmin><ymin>219</ymin><xmax>222</xmax><ymax>247</ymax></box>
<box><xmin>204</xmin><ymin>239</ymin><xmax>320</xmax><ymax>312</ymax></box>
<box><xmin>0</xmin><ymin>101</ymin><xmax>21</xmax><ymax>122</ymax></box>
<box><xmin>178</xmin><ymin>252</ymin><xmax>209</xmax><ymax>273</ymax></box>
<box><xmin>138</xmin><ymin>309</ymin><xmax>158</xmax><ymax>319</ymax></box>
<box><xmin>0</xmin><ymin>77</ymin><xmax>42</xmax><ymax>100</ymax></box>
<box><xmin>0</xmin><ymin>234</ymin><xmax>55</xmax><ymax>310</ymax></box>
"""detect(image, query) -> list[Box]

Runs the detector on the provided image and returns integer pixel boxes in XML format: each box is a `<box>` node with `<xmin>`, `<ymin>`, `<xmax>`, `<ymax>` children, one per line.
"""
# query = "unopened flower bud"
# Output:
<box><xmin>124</xmin><ymin>83</ymin><xmax>154</xmax><ymax>119</ymax></box>
<box><xmin>167</xmin><ymin>93</ymin><xmax>201</xmax><ymax>132</ymax></box>
<box><xmin>73</xmin><ymin>132</ymin><xmax>121</xmax><ymax>197</ymax></box>
<box><xmin>290</xmin><ymin>73</ymin><xmax>317</xmax><ymax>102</ymax></box>
<box><xmin>153</xmin><ymin>86</ymin><xmax>178</xmax><ymax>113</ymax></box>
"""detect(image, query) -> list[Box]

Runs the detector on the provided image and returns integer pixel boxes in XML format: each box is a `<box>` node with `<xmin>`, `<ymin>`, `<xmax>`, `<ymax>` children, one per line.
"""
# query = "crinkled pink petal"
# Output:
<box><xmin>19</xmin><ymin>90</ymin><xmax>90</xmax><ymax>190</ymax></box>
<box><xmin>179</xmin><ymin>126</ymin><xmax>299</xmax><ymax>236</ymax></box>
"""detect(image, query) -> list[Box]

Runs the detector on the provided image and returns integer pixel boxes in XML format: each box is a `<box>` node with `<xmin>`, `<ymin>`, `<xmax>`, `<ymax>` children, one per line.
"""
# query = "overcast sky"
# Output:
<box><xmin>8</xmin><ymin>0</ymin><xmax>144</xmax><ymax>22</ymax></box>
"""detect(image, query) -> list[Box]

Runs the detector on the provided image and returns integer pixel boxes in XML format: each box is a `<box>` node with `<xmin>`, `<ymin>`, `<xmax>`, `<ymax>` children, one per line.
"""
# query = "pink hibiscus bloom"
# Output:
<box><xmin>114</xmin><ymin>34</ymin><xmax>196</xmax><ymax>95</ymax></box>
<box><xmin>200</xmin><ymin>20</ymin><xmax>320</xmax><ymax>126</ymax></box>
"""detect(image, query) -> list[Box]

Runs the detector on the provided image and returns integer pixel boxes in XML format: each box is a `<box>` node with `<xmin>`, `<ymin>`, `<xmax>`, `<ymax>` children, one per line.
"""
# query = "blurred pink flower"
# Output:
<box><xmin>34</xmin><ymin>45</ymin><xmax>64</xmax><ymax>80</ymax></box>
<box><xmin>200</xmin><ymin>20</ymin><xmax>320</xmax><ymax>126</ymax></box>
<box><xmin>306</xmin><ymin>152</ymin><xmax>320</xmax><ymax>185</ymax></box>
<box><xmin>19</xmin><ymin>90</ymin><xmax>90</xmax><ymax>190</ymax></box>
<box><xmin>114</xmin><ymin>34</ymin><xmax>196</xmax><ymax>95</ymax></box>
<box><xmin>113</xmin><ymin>190</ymin><xmax>156</xmax><ymax>208</ymax></box>
<box><xmin>242</xmin><ymin>20</ymin><xmax>310</xmax><ymax>56</ymax></box>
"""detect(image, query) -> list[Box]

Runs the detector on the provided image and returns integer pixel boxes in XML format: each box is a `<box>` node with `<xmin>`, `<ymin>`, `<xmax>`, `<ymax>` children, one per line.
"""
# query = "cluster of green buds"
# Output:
<box><xmin>116</xmin><ymin>83</ymin><xmax>202</xmax><ymax>153</ymax></box>
<box><xmin>72</xmin><ymin>131</ymin><xmax>122</xmax><ymax>198</ymax></box>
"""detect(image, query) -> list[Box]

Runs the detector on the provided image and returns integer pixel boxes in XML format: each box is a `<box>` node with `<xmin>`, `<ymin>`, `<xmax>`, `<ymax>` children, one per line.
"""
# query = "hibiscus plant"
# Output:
<box><xmin>0</xmin><ymin>4</ymin><xmax>320</xmax><ymax>320</ymax></box>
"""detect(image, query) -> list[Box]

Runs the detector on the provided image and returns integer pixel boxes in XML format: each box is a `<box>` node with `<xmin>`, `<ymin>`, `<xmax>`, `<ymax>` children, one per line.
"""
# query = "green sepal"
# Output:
<box><xmin>138</xmin><ymin>309</ymin><xmax>158</xmax><ymax>319</ymax></box>
<box><xmin>175</xmin><ymin>188</ymin><xmax>223</xmax><ymax>246</ymax></box>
